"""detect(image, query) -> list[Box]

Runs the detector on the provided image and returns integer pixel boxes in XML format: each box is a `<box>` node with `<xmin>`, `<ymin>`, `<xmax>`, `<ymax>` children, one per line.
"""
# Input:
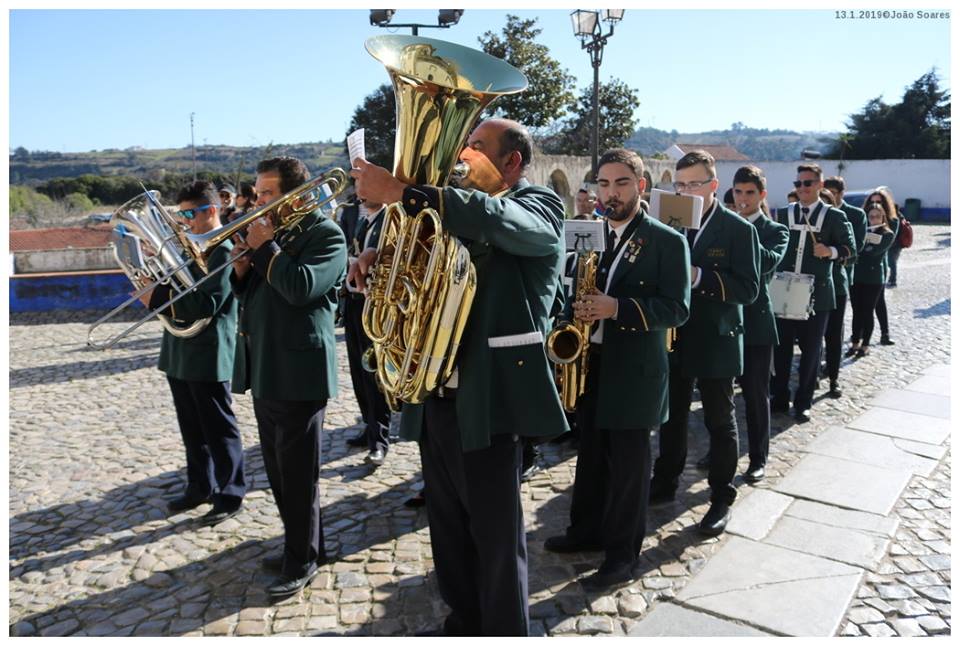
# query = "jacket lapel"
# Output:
<box><xmin>691</xmin><ymin>203</ymin><xmax>723</xmax><ymax>264</ymax></box>
<box><xmin>608</xmin><ymin>213</ymin><xmax>650</xmax><ymax>291</ymax></box>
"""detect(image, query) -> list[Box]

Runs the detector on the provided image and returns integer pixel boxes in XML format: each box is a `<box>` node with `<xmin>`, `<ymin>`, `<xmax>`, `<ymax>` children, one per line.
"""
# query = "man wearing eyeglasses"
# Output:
<box><xmin>229</xmin><ymin>156</ymin><xmax>347</xmax><ymax>598</ymax></box>
<box><xmin>145</xmin><ymin>180</ymin><xmax>245</xmax><ymax>526</ymax></box>
<box><xmin>649</xmin><ymin>150</ymin><xmax>760</xmax><ymax>537</ymax></box>
<box><xmin>819</xmin><ymin>176</ymin><xmax>865</xmax><ymax>398</ymax></box>
<box><xmin>770</xmin><ymin>164</ymin><xmax>856</xmax><ymax>423</ymax></box>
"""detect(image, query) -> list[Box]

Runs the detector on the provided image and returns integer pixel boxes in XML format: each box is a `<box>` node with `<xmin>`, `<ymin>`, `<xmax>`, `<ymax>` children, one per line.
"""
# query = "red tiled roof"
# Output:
<box><xmin>9</xmin><ymin>227</ymin><xmax>113</xmax><ymax>252</ymax></box>
<box><xmin>674</xmin><ymin>144</ymin><xmax>750</xmax><ymax>161</ymax></box>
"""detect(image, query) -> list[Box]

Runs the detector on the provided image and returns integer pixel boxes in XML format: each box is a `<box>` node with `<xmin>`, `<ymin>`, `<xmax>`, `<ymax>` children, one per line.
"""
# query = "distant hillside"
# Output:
<box><xmin>626</xmin><ymin>124</ymin><xmax>839</xmax><ymax>161</ymax></box>
<box><xmin>10</xmin><ymin>141</ymin><xmax>350</xmax><ymax>186</ymax></box>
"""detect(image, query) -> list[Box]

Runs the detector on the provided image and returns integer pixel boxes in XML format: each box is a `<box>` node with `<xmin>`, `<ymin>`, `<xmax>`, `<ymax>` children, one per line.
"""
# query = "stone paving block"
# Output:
<box><xmin>774</xmin><ymin>454</ymin><xmax>913</xmax><ymax>515</ymax></box>
<box><xmin>725</xmin><ymin>488</ymin><xmax>793</xmax><ymax>541</ymax></box>
<box><xmin>870</xmin><ymin>389</ymin><xmax>950</xmax><ymax>420</ymax></box>
<box><xmin>847</xmin><ymin>408</ymin><xmax>951</xmax><ymax>446</ymax></box>
<box><xmin>804</xmin><ymin>428</ymin><xmax>939</xmax><ymax>477</ymax></box>
<box><xmin>764</xmin><ymin>516</ymin><xmax>890</xmax><ymax>569</ymax></box>
<box><xmin>628</xmin><ymin>603</ymin><xmax>771</xmax><ymax>636</ymax></box>
<box><xmin>676</xmin><ymin>536</ymin><xmax>862</xmax><ymax>636</ymax></box>
<box><xmin>904</xmin><ymin>374</ymin><xmax>951</xmax><ymax>397</ymax></box>
<box><xmin>785</xmin><ymin>499</ymin><xmax>898</xmax><ymax>538</ymax></box>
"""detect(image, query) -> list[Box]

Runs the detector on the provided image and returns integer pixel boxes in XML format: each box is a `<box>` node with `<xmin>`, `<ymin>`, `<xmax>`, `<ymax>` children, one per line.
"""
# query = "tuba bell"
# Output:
<box><xmin>360</xmin><ymin>35</ymin><xmax>527</xmax><ymax>408</ymax></box>
<box><xmin>87</xmin><ymin>169</ymin><xmax>348</xmax><ymax>349</ymax></box>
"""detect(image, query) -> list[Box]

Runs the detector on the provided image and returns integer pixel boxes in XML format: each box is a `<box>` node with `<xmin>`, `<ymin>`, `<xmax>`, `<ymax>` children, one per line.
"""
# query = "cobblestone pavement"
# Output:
<box><xmin>9</xmin><ymin>224</ymin><xmax>950</xmax><ymax>636</ymax></box>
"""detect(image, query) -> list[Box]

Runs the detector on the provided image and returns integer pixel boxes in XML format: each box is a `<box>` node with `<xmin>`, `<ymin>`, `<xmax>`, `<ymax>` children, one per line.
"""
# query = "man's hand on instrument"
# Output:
<box><xmin>350</xmin><ymin>158</ymin><xmax>406</xmax><ymax>206</ymax></box>
<box><xmin>574</xmin><ymin>289</ymin><xmax>618</xmax><ymax>323</ymax></box>
<box><xmin>348</xmin><ymin>247</ymin><xmax>379</xmax><ymax>293</ymax></box>
<box><xmin>230</xmin><ymin>234</ymin><xmax>252</xmax><ymax>278</ymax></box>
<box><xmin>813</xmin><ymin>242</ymin><xmax>833</xmax><ymax>258</ymax></box>
<box><xmin>245</xmin><ymin>217</ymin><xmax>275</xmax><ymax>251</ymax></box>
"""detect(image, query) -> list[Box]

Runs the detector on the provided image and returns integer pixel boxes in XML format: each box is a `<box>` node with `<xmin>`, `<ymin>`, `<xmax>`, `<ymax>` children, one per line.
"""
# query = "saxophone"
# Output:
<box><xmin>545</xmin><ymin>251</ymin><xmax>598</xmax><ymax>412</ymax></box>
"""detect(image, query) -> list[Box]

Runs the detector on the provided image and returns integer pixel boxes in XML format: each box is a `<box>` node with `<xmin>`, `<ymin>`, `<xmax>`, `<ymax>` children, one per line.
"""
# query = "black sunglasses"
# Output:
<box><xmin>793</xmin><ymin>179</ymin><xmax>818</xmax><ymax>188</ymax></box>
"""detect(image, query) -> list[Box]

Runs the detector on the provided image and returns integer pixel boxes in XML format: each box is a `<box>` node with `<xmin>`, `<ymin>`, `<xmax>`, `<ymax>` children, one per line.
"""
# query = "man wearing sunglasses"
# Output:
<box><xmin>146</xmin><ymin>180</ymin><xmax>245</xmax><ymax>527</ymax></box>
<box><xmin>770</xmin><ymin>164</ymin><xmax>856</xmax><ymax>423</ymax></box>
<box><xmin>229</xmin><ymin>156</ymin><xmax>347</xmax><ymax>599</ymax></box>
<box><xmin>649</xmin><ymin>150</ymin><xmax>760</xmax><ymax>537</ymax></box>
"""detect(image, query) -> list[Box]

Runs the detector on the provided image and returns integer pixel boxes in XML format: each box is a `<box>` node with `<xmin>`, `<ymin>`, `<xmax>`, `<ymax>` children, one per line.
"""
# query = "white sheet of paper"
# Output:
<box><xmin>564</xmin><ymin>219</ymin><xmax>607</xmax><ymax>253</ymax></box>
<box><xmin>865</xmin><ymin>231</ymin><xmax>882</xmax><ymax>245</ymax></box>
<box><xmin>347</xmin><ymin>129</ymin><xmax>366</xmax><ymax>165</ymax></box>
<box><xmin>650</xmin><ymin>188</ymin><xmax>703</xmax><ymax>229</ymax></box>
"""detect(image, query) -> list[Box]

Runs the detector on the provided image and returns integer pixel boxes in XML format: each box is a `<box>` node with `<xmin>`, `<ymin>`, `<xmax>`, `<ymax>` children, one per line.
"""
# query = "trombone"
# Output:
<box><xmin>87</xmin><ymin>168</ymin><xmax>348</xmax><ymax>350</ymax></box>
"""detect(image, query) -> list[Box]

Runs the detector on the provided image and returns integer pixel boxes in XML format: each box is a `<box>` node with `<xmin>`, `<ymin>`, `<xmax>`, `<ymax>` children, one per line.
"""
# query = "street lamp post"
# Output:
<box><xmin>571</xmin><ymin>9</ymin><xmax>624</xmax><ymax>181</ymax></box>
<box><xmin>370</xmin><ymin>9</ymin><xmax>463</xmax><ymax>36</ymax></box>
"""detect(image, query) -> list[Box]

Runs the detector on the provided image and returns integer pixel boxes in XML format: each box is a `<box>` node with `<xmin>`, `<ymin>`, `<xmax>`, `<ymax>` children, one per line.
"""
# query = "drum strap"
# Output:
<box><xmin>790</xmin><ymin>202</ymin><xmax>824</xmax><ymax>273</ymax></box>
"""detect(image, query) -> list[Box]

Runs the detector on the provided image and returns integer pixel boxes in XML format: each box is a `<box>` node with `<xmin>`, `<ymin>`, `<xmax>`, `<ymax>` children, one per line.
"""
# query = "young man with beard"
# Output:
<box><xmin>731</xmin><ymin>166</ymin><xmax>788</xmax><ymax>482</ymax></box>
<box><xmin>648</xmin><ymin>150</ymin><xmax>760</xmax><ymax>536</ymax></box>
<box><xmin>770</xmin><ymin>164</ymin><xmax>855</xmax><ymax>423</ymax></box>
<box><xmin>544</xmin><ymin>148</ymin><xmax>690</xmax><ymax>591</ymax></box>
<box><xmin>349</xmin><ymin>118</ymin><xmax>568</xmax><ymax>636</ymax></box>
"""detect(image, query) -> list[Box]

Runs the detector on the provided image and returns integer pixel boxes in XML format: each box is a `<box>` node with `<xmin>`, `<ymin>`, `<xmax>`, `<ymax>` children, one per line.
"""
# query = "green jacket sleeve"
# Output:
<box><xmin>695</xmin><ymin>222</ymin><xmax>761</xmax><ymax>306</ymax></box>
<box><xmin>826</xmin><ymin>208</ymin><xmax>857</xmax><ymax>260</ymax></box>
<box><xmin>249</xmin><ymin>222</ymin><xmax>347</xmax><ymax>307</ymax></box>
<box><xmin>758</xmin><ymin>220</ymin><xmax>789</xmax><ymax>274</ymax></box>
<box><xmin>861</xmin><ymin>230</ymin><xmax>896</xmax><ymax>259</ymax></box>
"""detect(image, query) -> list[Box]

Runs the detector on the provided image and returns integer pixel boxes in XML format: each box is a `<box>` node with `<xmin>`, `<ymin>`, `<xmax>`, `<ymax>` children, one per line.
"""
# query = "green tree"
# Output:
<box><xmin>478</xmin><ymin>15</ymin><xmax>576</xmax><ymax>129</ymax></box>
<box><xmin>543</xmin><ymin>78</ymin><xmax>641</xmax><ymax>155</ymax></box>
<box><xmin>345</xmin><ymin>84</ymin><xmax>396</xmax><ymax>169</ymax></box>
<box><xmin>826</xmin><ymin>69</ymin><xmax>950</xmax><ymax>159</ymax></box>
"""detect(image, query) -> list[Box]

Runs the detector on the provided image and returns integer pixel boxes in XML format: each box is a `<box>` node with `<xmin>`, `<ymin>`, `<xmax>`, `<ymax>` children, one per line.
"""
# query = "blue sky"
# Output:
<box><xmin>9</xmin><ymin>7</ymin><xmax>951</xmax><ymax>152</ymax></box>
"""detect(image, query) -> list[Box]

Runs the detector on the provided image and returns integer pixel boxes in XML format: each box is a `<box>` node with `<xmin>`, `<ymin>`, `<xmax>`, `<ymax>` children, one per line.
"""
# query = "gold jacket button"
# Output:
<box><xmin>409</xmin><ymin>198</ymin><xmax>416</xmax><ymax>205</ymax></box>
<box><xmin>517</xmin><ymin>360</ymin><xmax>524</xmax><ymax>367</ymax></box>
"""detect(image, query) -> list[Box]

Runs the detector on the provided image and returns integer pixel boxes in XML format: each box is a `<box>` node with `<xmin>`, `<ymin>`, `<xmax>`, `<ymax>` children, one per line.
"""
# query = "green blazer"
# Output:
<box><xmin>830</xmin><ymin>211</ymin><xmax>856</xmax><ymax>298</ymax></box>
<box><xmin>677</xmin><ymin>203</ymin><xmax>761</xmax><ymax>379</ymax></box>
<box><xmin>743</xmin><ymin>214</ymin><xmax>789</xmax><ymax>347</ymax></box>
<box><xmin>853</xmin><ymin>228</ymin><xmax>895</xmax><ymax>285</ymax></box>
<box><xmin>231</xmin><ymin>212</ymin><xmax>347</xmax><ymax>401</ymax></box>
<box><xmin>398</xmin><ymin>179</ymin><xmax>569</xmax><ymax>452</ymax></box>
<box><xmin>774</xmin><ymin>202</ymin><xmax>856</xmax><ymax>313</ymax></box>
<box><xmin>579</xmin><ymin>213</ymin><xmax>691</xmax><ymax>429</ymax></box>
<box><xmin>154</xmin><ymin>242</ymin><xmax>237</xmax><ymax>383</ymax></box>
<box><xmin>839</xmin><ymin>201</ymin><xmax>867</xmax><ymax>288</ymax></box>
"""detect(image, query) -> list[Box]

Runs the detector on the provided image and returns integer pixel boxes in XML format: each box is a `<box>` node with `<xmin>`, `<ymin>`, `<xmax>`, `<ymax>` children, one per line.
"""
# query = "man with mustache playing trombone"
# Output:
<box><xmin>349</xmin><ymin>118</ymin><xmax>568</xmax><ymax>636</ymax></box>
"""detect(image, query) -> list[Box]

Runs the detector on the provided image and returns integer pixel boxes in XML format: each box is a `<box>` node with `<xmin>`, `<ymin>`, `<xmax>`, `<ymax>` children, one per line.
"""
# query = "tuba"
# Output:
<box><xmin>87</xmin><ymin>170</ymin><xmax>347</xmax><ymax>349</ymax></box>
<box><xmin>546</xmin><ymin>252</ymin><xmax>598</xmax><ymax>412</ymax></box>
<box><xmin>360</xmin><ymin>35</ymin><xmax>527</xmax><ymax>408</ymax></box>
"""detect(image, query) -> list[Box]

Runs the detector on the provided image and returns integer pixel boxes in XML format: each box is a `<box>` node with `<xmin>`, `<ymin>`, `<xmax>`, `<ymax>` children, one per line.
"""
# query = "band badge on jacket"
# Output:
<box><xmin>706</xmin><ymin>247</ymin><xmax>726</xmax><ymax>258</ymax></box>
<box><xmin>624</xmin><ymin>238</ymin><xmax>645</xmax><ymax>264</ymax></box>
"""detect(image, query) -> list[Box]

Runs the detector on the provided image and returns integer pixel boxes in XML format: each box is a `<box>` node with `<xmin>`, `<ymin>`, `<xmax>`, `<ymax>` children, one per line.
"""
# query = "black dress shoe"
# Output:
<box><xmin>365</xmin><ymin>447</ymin><xmax>386</xmax><ymax>466</ymax></box>
<box><xmin>580</xmin><ymin>559</ymin><xmax>638</xmax><ymax>591</ymax></box>
<box><xmin>695</xmin><ymin>453</ymin><xmax>711</xmax><ymax>471</ymax></box>
<box><xmin>698</xmin><ymin>502</ymin><xmax>731</xmax><ymax>536</ymax></box>
<box><xmin>844</xmin><ymin>346</ymin><xmax>859</xmax><ymax>358</ymax></box>
<box><xmin>794</xmin><ymin>408</ymin><xmax>811</xmax><ymax>423</ymax></box>
<box><xmin>201</xmin><ymin>501</ymin><xmax>241</xmax><ymax>526</ymax></box>
<box><xmin>856</xmin><ymin>346</ymin><xmax>869</xmax><ymax>358</ymax></box>
<box><xmin>828</xmin><ymin>381</ymin><xmax>842</xmax><ymax>399</ymax></box>
<box><xmin>166</xmin><ymin>493</ymin><xmax>211</xmax><ymax>513</ymax></box>
<box><xmin>648</xmin><ymin>486</ymin><xmax>675</xmax><ymax>506</ymax></box>
<box><xmin>404</xmin><ymin>492</ymin><xmax>426</xmax><ymax>508</ymax></box>
<box><xmin>266</xmin><ymin>564</ymin><xmax>319</xmax><ymax>598</ymax></box>
<box><xmin>346</xmin><ymin>432</ymin><xmax>367</xmax><ymax>447</ymax></box>
<box><xmin>880</xmin><ymin>336</ymin><xmax>895</xmax><ymax>346</ymax></box>
<box><xmin>262</xmin><ymin>554</ymin><xmax>284</xmax><ymax>573</ymax></box>
<box><xmin>770</xmin><ymin>400</ymin><xmax>789</xmax><ymax>415</ymax></box>
<box><xmin>743</xmin><ymin>465</ymin><xmax>765</xmax><ymax>483</ymax></box>
<box><xmin>543</xmin><ymin>535</ymin><xmax>602</xmax><ymax>553</ymax></box>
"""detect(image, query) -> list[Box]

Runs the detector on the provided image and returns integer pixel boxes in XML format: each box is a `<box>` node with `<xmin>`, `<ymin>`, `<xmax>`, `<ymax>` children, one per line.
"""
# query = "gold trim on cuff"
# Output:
<box><xmin>630</xmin><ymin>298</ymin><xmax>649</xmax><ymax>331</ymax></box>
<box><xmin>266</xmin><ymin>249</ymin><xmax>281</xmax><ymax>284</ymax></box>
<box><xmin>713</xmin><ymin>271</ymin><xmax>726</xmax><ymax>301</ymax></box>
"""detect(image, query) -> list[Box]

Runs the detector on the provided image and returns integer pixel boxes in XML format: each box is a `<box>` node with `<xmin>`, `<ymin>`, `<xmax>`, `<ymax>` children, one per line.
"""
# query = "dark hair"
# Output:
<box><xmin>498</xmin><ymin>122</ymin><xmax>534</xmax><ymax>170</ymax></box>
<box><xmin>256</xmin><ymin>156</ymin><xmax>310</xmax><ymax>193</ymax></box>
<box><xmin>733</xmin><ymin>165</ymin><xmax>766</xmax><ymax>191</ymax></box>
<box><xmin>598</xmin><ymin>148</ymin><xmax>645</xmax><ymax>178</ymax></box>
<box><xmin>819</xmin><ymin>188</ymin><xmax>838</xmax><ymax>207</ymax></box>
<box><xmin>723</xmin><ymin>188</ymin><xmax>735</xmax><ymax>205</ymax></box>
<box><xmin>787</xmin><ymin>190</ymin><xmax>799</xmax><ymax>201</ymax></box>
<box><xmin>239</xmin><ymin>181</ymin><xmax>257</xmax><ymax>202</ymax></box>
<box><xmin>176</xmin><ymin>180</ymin><xmax>219</xmax><ymax>208</ymax></box>
<box><xmin>676</xmin><ymin>149</ymin><xmax>716</xmax><ymax>177</ymax></box>
<box><xmin>823</xmin><ymin>175</ymin><xmax>845</xmax><ymax>192</ymax></box>
<box><xmin>577</xmin><ymin>188</ymin><xmax>588</xmax><ymax>195</ymax></box>
<box><xmin>796</xmin><ymin>163</ymin><xmax>823</xmax><ymax>178</ymax></box>
<box><xmin>863</xmin><ymin>188</ymin><xmax>898</xmax><ymax>223</ymax></box>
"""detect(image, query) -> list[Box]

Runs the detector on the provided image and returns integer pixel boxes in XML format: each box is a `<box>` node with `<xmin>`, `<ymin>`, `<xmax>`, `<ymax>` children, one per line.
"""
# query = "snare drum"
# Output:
<box><xmin>769</xmin><ymin>272</ymin><xmax>815</xmax><ymax>320</ymax></box>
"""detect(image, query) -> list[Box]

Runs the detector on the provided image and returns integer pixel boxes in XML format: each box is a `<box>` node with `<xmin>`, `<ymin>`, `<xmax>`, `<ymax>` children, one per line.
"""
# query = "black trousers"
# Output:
<box><xmin>741</xmin><ymin>345</ymin><xmax>772</xmax><ymax>468</ymax></box>
<box><xmin>874</xmin><ymin>286</ymin><xmax>890</xmax><ymax>337</ymax></box>
<box><xmin>567</xmin><ymin>350</ymin><xmax>651</xmax><ymax>566</ymax></box>
<box><xmin>824</xmin><ymin>293</ymin><xmax>848</xmax><ymax>382</ymax></box>
<box><xmin>343</xmin><ymin>295</ymin><xmax>390</xmax><ymax>452</ymax></box>
<box><xmin>772</xmin><ymin>310</ymin><xmax>830</xmax><ymax>412</ymax></box>
<box><xmin>253</xmin><ymin>397</ymin><xmax>327</xmax><ymax>579</ymax></box>
<box><xmin>852</xmin><ymin>282</ymin><xmax>885</xmax><ymax>345</ymax></box>
<box><xmin>652</xmin><ymin>353</ymin><xmax>738</xmax><ymax>506</ymax></box>
<box><xmin>167</xmin><ymin>376</ymin><xmax>245</xmax><ymax>504</ymax></box>
<box><xmin>420</xmin><ymin>397</ymin><xmax>528</xmax><ymax>636</ymax></box>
